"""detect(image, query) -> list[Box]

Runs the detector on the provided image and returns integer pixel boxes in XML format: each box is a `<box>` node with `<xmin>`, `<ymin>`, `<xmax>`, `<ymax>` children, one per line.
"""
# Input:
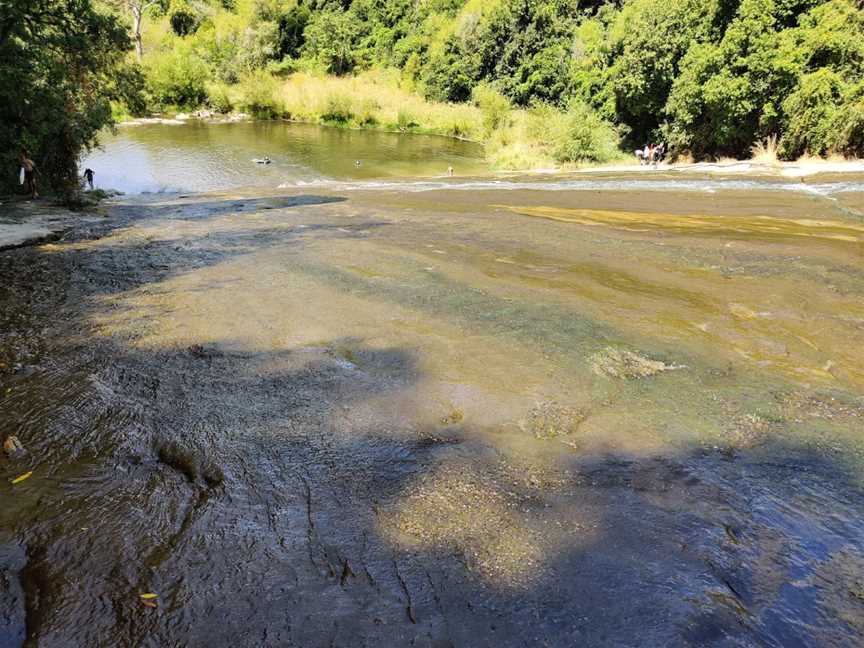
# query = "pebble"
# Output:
<box><xmin>3</xmin><ymin>435</ymin><xmax>24</xmax><ymax>457</ymax></box>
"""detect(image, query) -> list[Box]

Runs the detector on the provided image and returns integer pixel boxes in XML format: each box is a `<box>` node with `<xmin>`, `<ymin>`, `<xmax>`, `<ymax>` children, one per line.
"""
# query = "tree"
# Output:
<box><xmin>663</xmin><ymin>0</ymin><xmax>858</xmax><ymax>158</ymax></box>
<box><xmin>0</xmin><ymin>0</ymin><xmax>143</xmax><ymax>196</ymax></box>
<box><xmin>607</xmin><ymin>0</ymin><xmax>718</xmax><ymax>146</ymax></box>
<box><xmin>778</xmin><ymin>0</ymin><xmax>864</xmax><ymax>156</ymax></box>
<box><xmin>422</xmin><ymin>40</ymin><xmax>478</xmax><ymax>102</ymax></box>
<box><xmin>169</xmin><ymin>0</ymin><xmax>198</xmax><ymax>36</ymax></box>
<box><xmin>481</xmin><ymin>0</ymin><xmax>577</xmax><ymax>106</ymax></box>
<box><xmin>277</xmin><ymin>4</ymin><xmax>310</xmax><ymax>59</ymax></box>
<box><xmin>112</xmin><ymin>0</ymin><xmax>160</xmax><ymax>60</ymax></box>
<box><xmin>303</xmin><ymin>9</ymin><xmax>360</xmax><ymax>75</ymax></box>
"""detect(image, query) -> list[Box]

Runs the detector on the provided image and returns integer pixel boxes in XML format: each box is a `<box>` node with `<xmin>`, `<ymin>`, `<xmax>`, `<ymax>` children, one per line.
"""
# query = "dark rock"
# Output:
<box><xmin>156</xmin><ymin>441</ymin><xmax>198</xmax><ymax>483</ymax></box>
<box><xmin>201</xmin><ymin>460</ymin><xmax>225</xmax><ymax>488</ymax></box>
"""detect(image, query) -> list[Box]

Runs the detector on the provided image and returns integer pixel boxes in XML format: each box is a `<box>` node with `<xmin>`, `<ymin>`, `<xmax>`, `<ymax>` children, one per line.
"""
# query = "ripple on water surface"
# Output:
<box><xmin>83</xmin><ymin>121</ymin><xmax>488</xmax><ymax>194</ymax></box>
<box><xmin>4</xmin><ymin>148</ymin><xmax>864</xmax><ymax>646</ymax></box>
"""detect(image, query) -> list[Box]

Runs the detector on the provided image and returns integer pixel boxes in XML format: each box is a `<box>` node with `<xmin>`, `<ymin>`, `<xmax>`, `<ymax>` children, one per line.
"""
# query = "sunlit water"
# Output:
<box><xmin>84</xmin><ymin>121</ymin><xmax>864</xmax><ymax>200</ymax></box>
<box><xmin>83</xmin><ymin>120</ymin><xmax>488</xmax><ymax>194</ymax></box>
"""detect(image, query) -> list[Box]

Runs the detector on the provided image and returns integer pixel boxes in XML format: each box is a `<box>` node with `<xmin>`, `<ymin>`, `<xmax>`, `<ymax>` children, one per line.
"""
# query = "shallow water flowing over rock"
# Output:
<box><xmin>1</xmin><ymin>170</ymin><xmax>864</xmax><ymax>646</ymax></box>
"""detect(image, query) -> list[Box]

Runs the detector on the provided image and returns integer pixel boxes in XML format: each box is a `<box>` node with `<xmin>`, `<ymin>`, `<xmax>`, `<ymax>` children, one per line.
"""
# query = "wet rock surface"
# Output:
<box><xmin>590</xmin><ymin>347</ymin><xmax>685</xmax><ymax>379</ymax></box>
<box><xmin>0</xmin><ymin>187</ymin><xmax>863</xmax><ymax>646</ymax></box>
<box><xmin>0</xmin><ymin>545</ymin><xmax>26</xmax><ymax>648</ymax></box>
<box><xmin>0</xmin><ymin>202</ymin><xmax>101</xmax><ymax>252</ymax></box>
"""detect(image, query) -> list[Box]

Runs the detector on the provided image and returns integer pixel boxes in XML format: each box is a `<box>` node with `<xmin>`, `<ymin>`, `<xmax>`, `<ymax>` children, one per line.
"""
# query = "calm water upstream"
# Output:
<box><xmin>2</xmin><ymin>123</ymin><xmax>864</xmax><ymax>646</ymax></box>
<box><xmin>83</xmin><ymin>120</ymin><xmax>488</xmax><ymax>194</ymax></box>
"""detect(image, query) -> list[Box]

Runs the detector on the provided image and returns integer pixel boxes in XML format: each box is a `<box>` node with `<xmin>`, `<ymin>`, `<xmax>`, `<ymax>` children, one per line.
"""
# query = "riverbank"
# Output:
<box><xmin>112</xmin><ymin>110</ymin><xmax>864</xmax><ymax>183</ymax></box>
<box><xmin>125</xmin><ymin>69</ymin><xmax>864</xmax><ymax>175</ymax></box>
<box><xmin>133</xmin><ymin>70</ymin><xmax>623</xmax><ymax>170</ymax></box>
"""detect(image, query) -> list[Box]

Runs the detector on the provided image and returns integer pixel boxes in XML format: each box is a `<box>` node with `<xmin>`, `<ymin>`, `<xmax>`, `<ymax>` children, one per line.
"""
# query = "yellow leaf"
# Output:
<box><xmin>11</xmin><ymin>471</ymin><xmax>32</xmax><ymax>484</ymax></box>
<box><xmin>139</xmin><ymin>593</ymin><xmax>158</xmax><ymax>600</ymax></box>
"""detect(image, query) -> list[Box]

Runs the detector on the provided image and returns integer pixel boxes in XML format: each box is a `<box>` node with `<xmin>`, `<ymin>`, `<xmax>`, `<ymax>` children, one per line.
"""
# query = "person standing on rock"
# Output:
<box><xmin>84</xmin><ymin>168</ymin><xmax>95</xmax><ymax>190</ymax></box>
<box><xmin>19</xmin><ymin>150</ymin><xmax>39</xmax><ymax>200</ymax></box>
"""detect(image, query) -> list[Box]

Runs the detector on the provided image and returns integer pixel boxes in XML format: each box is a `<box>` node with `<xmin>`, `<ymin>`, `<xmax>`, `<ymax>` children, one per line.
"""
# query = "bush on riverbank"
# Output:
<box><xmin>145</xmin><ymin>40</ymin><xmax>210</xmax><ymax>108</ymax></box>
<box><xmin>120</xmin><ymin>0</ymin><xmax>864</xmax><ymax>165</ymax></box>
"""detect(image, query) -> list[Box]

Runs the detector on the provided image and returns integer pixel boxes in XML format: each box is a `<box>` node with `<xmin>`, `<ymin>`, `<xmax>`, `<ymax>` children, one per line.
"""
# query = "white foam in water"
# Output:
<box><xmin>275</xmin><ymin>177</ymin><xmax>864</xmax><ymax>196</ymax></box>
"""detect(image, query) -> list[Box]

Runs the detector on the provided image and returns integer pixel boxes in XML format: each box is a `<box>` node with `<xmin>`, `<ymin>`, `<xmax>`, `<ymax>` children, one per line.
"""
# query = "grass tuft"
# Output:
<box><xmin>750</xmin><ymin>134</ymin><xmax>780</xmax><ymax>163</ymax></box>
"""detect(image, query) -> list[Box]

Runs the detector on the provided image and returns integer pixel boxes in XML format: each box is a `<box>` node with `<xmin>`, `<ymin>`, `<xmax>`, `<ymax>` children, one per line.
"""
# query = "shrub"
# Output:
<box><xmin>205</xmin><ymin>81</ymin><xmax>233</xmax><ymax>113</ymax></box>
<box><xmin>265</xmin><ymin>58</ymin><xmax>298</xmax><ymax>77</ymax></box>
<box><xmin>320</xmin><ymin>93</ymin><xmax>354</xmax><ymax>123</ymax></box>
<box><xmin>472</xmin><ymin>83</ymin><xmax>511</xmax><ymax>136</ymax></box>
<box><xmin>169</xmin><ymin>0</ymin><xmax>199</xmax><ymax>37</ymax></box>
<box><xmin>356</xmin><ymin>98</ymin><xmax>380</xmax><ymax>126</ymax></box>
<box><xmin>531</xmin><ymin>100</ymin><xmax>620</xmax><ymax>164</ymax></box>
<box><xmin>780</xmin><ymin>69</ymin><xmax>843</xmax><ymax>158</ymax></box>
<box><xmin>401</xmin><ymin>52</ymin><xmax>422</xmax><ymax>92</ymax></box>
<box><xmin>235</xmin><ymin>71</ymin><xmax>283</xmax><ymax>118</ymax></box>
<box><xmin>145</xmin><ymin>41</ymin><xmax>210</xmax><ymax>107</ymax></box>
<box><xmin>447</xmin><ymin>118</ymin><xmax>473</xmax><ymax>138</ymax></box>
<box><xmin>396</xmin><ymin>108</ymin><xmax>418</xmax><ymax>131</ymax></box>
<box><xmin>828</xmin><ymin>88</ymin><xmax>864</xmax><ymax>157</ymax></box>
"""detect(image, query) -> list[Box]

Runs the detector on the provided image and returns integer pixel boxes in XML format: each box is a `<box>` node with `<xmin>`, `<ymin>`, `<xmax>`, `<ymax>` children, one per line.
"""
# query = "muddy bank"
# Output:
<box><xmin>1</xmin><ymin>185</ymin><xmax>863</xmax><ymax>646</ymax></box>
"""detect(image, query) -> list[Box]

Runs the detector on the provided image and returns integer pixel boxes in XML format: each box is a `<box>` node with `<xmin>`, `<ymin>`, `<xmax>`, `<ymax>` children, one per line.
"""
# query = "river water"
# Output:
<box><xmin>2</xmin><ymin>123</ymin><xmax>864</xmax><ymax>646</ymax></box>
<box><xmin>82</xmin><ymin>121</ymin><xmax>488</xmax><ymax>194</ymax></box>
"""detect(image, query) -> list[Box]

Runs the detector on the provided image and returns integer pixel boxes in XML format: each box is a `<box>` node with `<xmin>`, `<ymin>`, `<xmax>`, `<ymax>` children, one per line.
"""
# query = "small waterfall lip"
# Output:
<box><xmin>277</xmin><ymin>176</ymin><xmax>864</xmax><ymax>196</ymax></box>
<box><xmin>84</xmin><ymin>122</ymin><xmax>864</xmax><ymax>196</ymax></box>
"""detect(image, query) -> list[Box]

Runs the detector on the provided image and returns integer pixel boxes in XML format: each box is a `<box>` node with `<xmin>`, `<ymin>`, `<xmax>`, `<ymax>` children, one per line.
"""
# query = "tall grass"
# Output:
<box><xmin>750</xmin><ymin>134</ymin><xmax>780</xmax><ymax>163</ymax></box>
<box><xmin>194</xmin><ymin>68</ymin><xmax>625</xmax><ymax>170</ymax></box>
<box><xmin>277</xmin><ymin>70</ymin><xmax>486</xmax><ymax>139</ymax></box>
<box><xmin>529</xmin><ymin>101</ymin><xmax>621</xmax><ymax>164</ymax></box>
<box><xmin>235</xmin><ymin>71</ymin><xmax>284</xmax><ymax>119</ymax></box>
<box><xmin>485</xmin><ymin>112</ymin><xmax>554</xmax><ymax>169</ymax></box>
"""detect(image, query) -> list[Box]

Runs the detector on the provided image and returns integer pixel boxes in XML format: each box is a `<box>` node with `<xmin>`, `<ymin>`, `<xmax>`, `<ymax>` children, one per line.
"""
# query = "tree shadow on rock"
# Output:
<box><xmin>1</xmin><ymin>192</ymin><xmax>864</xmax><ymax>648</ymax></box>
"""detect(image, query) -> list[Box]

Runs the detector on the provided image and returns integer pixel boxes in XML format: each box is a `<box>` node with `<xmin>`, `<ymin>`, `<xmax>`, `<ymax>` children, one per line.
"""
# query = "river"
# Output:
<box><xmin>82</xmin><ymin>120</ymin><xmax>488</xmax><ymax>194</ymax></box>
<box><xmin>2</xmin><ymin>122</ymin><xmax>864</xmax><ymax>646</ymax></box>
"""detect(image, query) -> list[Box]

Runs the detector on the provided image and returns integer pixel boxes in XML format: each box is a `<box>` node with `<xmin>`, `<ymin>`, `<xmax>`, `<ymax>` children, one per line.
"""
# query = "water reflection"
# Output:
<box><xmin>83</xmin><ymin>121</ymin><xmax>487</xmax><ymax>194</ymax></box>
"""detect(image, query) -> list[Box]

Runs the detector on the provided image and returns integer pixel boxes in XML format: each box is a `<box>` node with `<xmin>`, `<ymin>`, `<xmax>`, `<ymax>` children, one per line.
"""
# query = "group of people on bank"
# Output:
<box><xmin>635</xmin><ymin>143</ymin><xmax>666</xmax><ymax>166</ymax></box>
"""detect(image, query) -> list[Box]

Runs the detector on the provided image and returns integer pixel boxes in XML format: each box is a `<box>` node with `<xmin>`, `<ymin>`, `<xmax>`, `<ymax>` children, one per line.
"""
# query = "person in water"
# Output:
<box><xmin>83</xmin><ymin>168</ymin><xmax>94</xmax><ymax>190</ymax></box>
<box><xmin>20</xmin><ymin>150</ymin><xmax>38</xmax><ymax>199</ymax></box>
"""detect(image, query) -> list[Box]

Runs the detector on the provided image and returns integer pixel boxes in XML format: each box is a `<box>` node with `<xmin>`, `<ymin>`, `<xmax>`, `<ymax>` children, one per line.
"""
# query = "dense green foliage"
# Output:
<box><xmin>0</xmin><ymin>0</ymin><xmax>142</xmax><ymax>196</ymax></box>
<box><xmin>138</xmin><ymin>0</ymin><xmax>863</xmax><ymax>160</ymax></box>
